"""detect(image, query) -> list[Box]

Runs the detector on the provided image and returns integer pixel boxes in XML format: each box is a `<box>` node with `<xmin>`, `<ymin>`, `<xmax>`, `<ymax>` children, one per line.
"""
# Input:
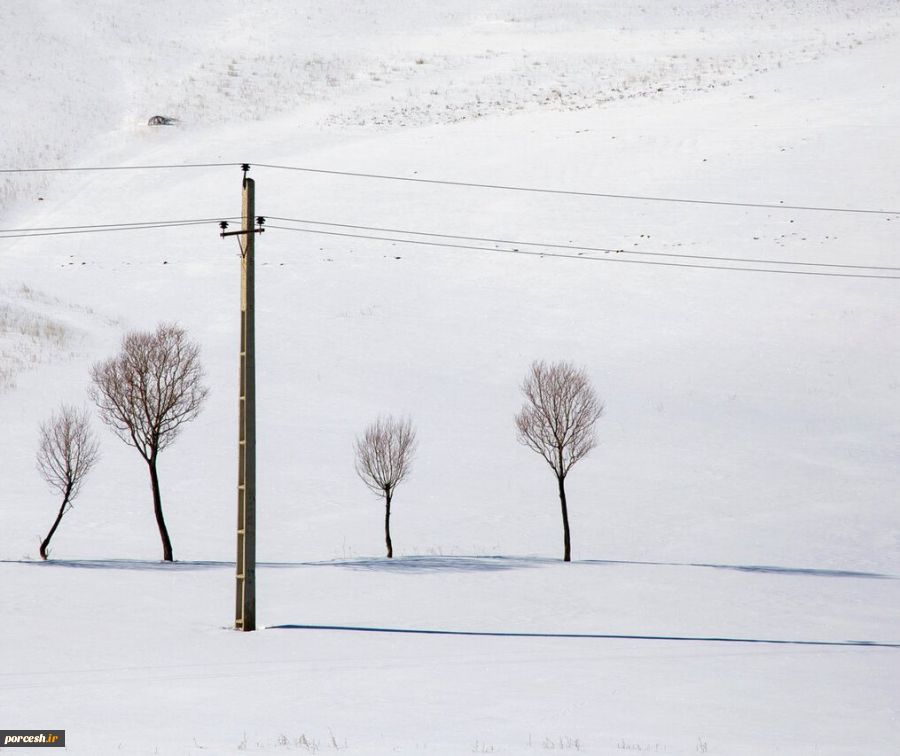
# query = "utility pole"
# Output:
<box><xmin>220</xmin><ymin>164</ymin><xmax>264</xmax><ymax>631</ymax></box>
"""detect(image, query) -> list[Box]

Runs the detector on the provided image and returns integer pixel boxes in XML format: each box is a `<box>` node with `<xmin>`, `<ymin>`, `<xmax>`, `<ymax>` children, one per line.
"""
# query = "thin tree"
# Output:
<box><xmin>515</xmin><ymin>360</ymin><xmax>603</xmax><ymax>562</ymax></box>
<box><xmin>36</xmin><ymin>405</ymin><xmax>100</xmax><ymax>560</ymax></box>
<box><xmin>354</xmin><ymin>415</ymin><xmax>417</xmax><ymax>559</ymax></box>
<box><xmin>90</xmin><ymin>323</ymin><xmax>209</xmax><ymax>562</ymax></box>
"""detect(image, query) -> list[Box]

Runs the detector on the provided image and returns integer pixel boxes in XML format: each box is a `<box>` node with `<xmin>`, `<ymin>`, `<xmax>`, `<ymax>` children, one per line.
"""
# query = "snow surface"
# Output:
<box><xmin>1</xmin><ymin>1</ymin><xmax>899</xmax><ymax>753</ymax></box>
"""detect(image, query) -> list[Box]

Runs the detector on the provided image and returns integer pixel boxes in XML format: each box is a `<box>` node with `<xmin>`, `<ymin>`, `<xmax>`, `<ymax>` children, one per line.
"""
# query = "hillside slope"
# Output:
<box><xmin>1</xmin><ymin>2</ymin><xmax>898</xmax><ymax>754</ymax></box>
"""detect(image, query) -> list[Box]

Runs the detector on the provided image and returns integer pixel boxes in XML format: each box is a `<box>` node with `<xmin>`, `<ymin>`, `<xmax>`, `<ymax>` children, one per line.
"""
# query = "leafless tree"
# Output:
<box><xmin>36</xmin><ymin>405</ymin><xmax>100</xmax><ymax>560</ymax></box>
<box><xmin>354</xmin><ymin>415</ymin><xmax>417</xmax><ymax>559</ymax></box>
<box><xmin>89</xmin><ymin>323</ymin><xmax>209</xmax><ymax>561</ymax></box>
<box><xmin>515</xmin><ymin>360</ymin><xmax>603</xmax><ymax>562</ymax></box>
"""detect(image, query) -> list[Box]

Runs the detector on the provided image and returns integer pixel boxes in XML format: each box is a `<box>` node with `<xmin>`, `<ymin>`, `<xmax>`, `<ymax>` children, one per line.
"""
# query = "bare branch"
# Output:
<box><xmin>89</xmin><ymin>323</ymin><xmax>209</xmax><ymax>460</ymax></box>
<box><xmin>36</xmin><ymin>405</ymin><xmax>100</xmax><ymax>559</ymax></box>
<box><xmin>515</xmin><ymin>360</ymin><xmax>603</xmax><ymax>561</ymax></box>
<box><xmin>514</xmin><ymin>360</ymin><xmax>603</xmax><ymax>479</ymax></box>
<box><xmin>354</xmin><ymin>415</ymin><xmax>417</xmax><ymax>497</ymax></box>
<box><xmin>354</xmin><ymin>415</ymin><xmax>416</xmax><ymax>559</ymax></box>
<box><xmin>89</xmin><ymin>322</ymin><xmax>208</xmax><ymax>561</ymax></box>
<box><xmin>36</xmin><ymin>405</ymin><xmax>100</xmax><ymax>501</ymax></box>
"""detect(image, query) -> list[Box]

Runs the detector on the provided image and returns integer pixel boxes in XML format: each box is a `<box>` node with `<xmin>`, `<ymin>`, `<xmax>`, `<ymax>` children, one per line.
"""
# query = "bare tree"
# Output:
<box><xmin>90</xmin><ymin>323</ymin><xmax>209</xmax><ymax>561</ymax></box>
<box><xmin>515</xmin><ymin>360</ymin><xmax>603</xmax><ymax>562</ymax></box>
<box><xmin>36</xmin><ymin>405</ymin><xmax>100</xmax><ymax>560</ymax></box>
<box><xmin>354</xmin><ymin>416</ymin><xmax>417</xmax><ymax>558</ymax></box>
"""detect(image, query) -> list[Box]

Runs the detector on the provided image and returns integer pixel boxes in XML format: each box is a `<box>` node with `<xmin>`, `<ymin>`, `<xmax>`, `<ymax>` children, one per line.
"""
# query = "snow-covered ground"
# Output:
<box><xmin>1</xmin><ymin>2</ymin><xmax>899</xmax><ymax>753</ymax></box>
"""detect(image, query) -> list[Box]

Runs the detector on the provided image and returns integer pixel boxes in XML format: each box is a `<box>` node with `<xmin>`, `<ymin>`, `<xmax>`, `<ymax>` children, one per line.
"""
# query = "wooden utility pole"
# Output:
<box><xmin>220</xmin><ymin>165</ymin><xmax>264</xmax><ymax>631</ymax></box>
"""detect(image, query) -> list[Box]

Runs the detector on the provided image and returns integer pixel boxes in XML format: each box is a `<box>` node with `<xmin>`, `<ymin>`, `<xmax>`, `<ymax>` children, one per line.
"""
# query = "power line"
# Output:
<box><xmin>265</xmin><ymin>224</ymin><xmax>900</xmax><ymax>280</ymax></box>
<box><xmin>0</xmin><ymin>162</ymin><xmax>239</xmax><ymax>174</ymax></box>
<box><xmin>266</xmin><ymin>216</ymin><xmax>900</xmax><ymax>272</ymax></box>
<box><xmin>4</xmin><ymin>160</ymin><xmax>896</xmax><ymax>216</ymax></box>
<box><xmin>0</xmin><ymin>218</ymin><xmax>234</xmax><ymax>240</ymax></box>
<box><xmin>0</xmin><ymin>217</ymin><xmax>239</xmax><ymax>233</ymax></box>
<box><xmin>3</xmin><ymin>208</ymin><xmax>895</xmax><ymax>278</ymax></box>
<box><xmin>255</xmin><ymin>163</ymin><xmax>900</xmax><ymax>216</ymax></box>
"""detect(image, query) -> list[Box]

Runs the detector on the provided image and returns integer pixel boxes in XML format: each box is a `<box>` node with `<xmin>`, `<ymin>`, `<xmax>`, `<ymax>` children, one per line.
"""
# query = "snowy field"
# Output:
<box><xmin>1</xmin><ymin>1</ymin><xmax>899</xmax><ymax>754</ymax></box>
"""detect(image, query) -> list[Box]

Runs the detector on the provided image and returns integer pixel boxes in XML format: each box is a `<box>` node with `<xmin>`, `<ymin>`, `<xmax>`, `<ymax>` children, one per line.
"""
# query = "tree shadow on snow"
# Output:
<box><xmin>0</xmin><ymin>555</ymin><xmax>546</xmax><ymax>573</ymax></box>
<box><xmin>3</xmin><ymin>556</ymin><xmax>893</xmax><ymax>579</ymax></box>
<box><xmin>3</xmin><ymin>558</ymin><xmax>234</xmax><ymax>571</ymax></box>
<box><xmin>313</xmin><ymin>555</ymin><xmax>552</xmax><ymax>573</ymax></box>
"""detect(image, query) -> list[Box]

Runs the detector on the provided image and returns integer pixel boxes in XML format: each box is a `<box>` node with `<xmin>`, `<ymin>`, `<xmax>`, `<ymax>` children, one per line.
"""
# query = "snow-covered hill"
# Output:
<box><xmin>1</xmin><ymin>2</ymin><xmax>898</xmax><ymax>754</ymax></box>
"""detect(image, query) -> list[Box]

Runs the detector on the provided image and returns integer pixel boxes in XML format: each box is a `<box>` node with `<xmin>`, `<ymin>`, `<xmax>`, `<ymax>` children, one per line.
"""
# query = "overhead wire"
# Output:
<box><xmin>0</xmin><ymin>162</ymin><xmax>240</xmax><ymax>174</ymax></box>
<box><xmin>3</xmin><ymin>209</ymin><xmax>895</xmax><ymax>279</ymax></box>
<box><xmin>0</xmin><ymin>207</ymin><xmax>900</xmax><ymax>279</ymax></box>
<box><xmin>264</xmin><ymin>224</ymin><xmax>900</xmax><ymax>280</ymax></box>
<box><xmin>264</xmin><ymin>216</ymin><xmax>900</xmax><ymax>272</ymax></box>
<box><xmin>2</xmin><ymin>160</ymin><xmax>897</xmax><ymax>216</ymax></box>
<box><xmin>0</xmin><ymin>217</ymin><xmax>239</xmax><ymax>233</ymax></box>
<box><xmin>0</xmin><ymin>217</ymin><xmax>238</xmax><ymax>240</ymax></box>
<box><xmin>254</xmin><ymin>163</ymin><xmax>900</xmax><ymax>216</ymax></box>
<box><xmin>1</xmin><ymin>159</ymin><xmax>896</xmax><ymax>277</ymax></box>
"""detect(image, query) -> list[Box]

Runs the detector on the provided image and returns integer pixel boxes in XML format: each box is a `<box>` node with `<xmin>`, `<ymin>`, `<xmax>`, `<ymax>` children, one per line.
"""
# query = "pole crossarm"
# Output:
<box><xmin>219</xmin><ymin>217</ymin><xmax>265</xmax><ymax>242</ymax></box>
<box><xmin>220</xmin><ymin>229</ymin><xmax>265</xmax><ymax>238</ymax></box>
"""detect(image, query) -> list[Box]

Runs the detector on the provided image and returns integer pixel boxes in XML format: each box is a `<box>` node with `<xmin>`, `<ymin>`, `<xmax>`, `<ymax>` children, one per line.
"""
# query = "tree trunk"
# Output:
<box><xmin>557</xmin><ymin>474</ymin><xmax>571</xmax><ymax>562</ymax></box>
<box><xmin>384</xmin><ymin>490</ymin><xmax>393</xmax><ymax>559</ymax></box>
<box><xmin>40</xmin><ymin>484</ymin><xmax>72</xmax><ymax>560</ymax></box>
<box><xmin>148</xmin><ymin>458</ymin><xmax>173</xmax><ymax>562</ymax></box>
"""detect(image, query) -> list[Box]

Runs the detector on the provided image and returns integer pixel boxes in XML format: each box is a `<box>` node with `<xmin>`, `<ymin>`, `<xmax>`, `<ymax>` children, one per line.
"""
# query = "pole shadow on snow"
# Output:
<box><xmin>581</xmin><ymin>559</ymin><xmax>896</xmax><ymax>580</ymax></box>
<box><xmin>266</xmin><ymin>623</ymin><xmax>900</xmax><ymax>649</ymax></box>
<box><xmin>2</xmin><ymin>555</ymin><xmax>895</xmax><ymax>579</ymax></box>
